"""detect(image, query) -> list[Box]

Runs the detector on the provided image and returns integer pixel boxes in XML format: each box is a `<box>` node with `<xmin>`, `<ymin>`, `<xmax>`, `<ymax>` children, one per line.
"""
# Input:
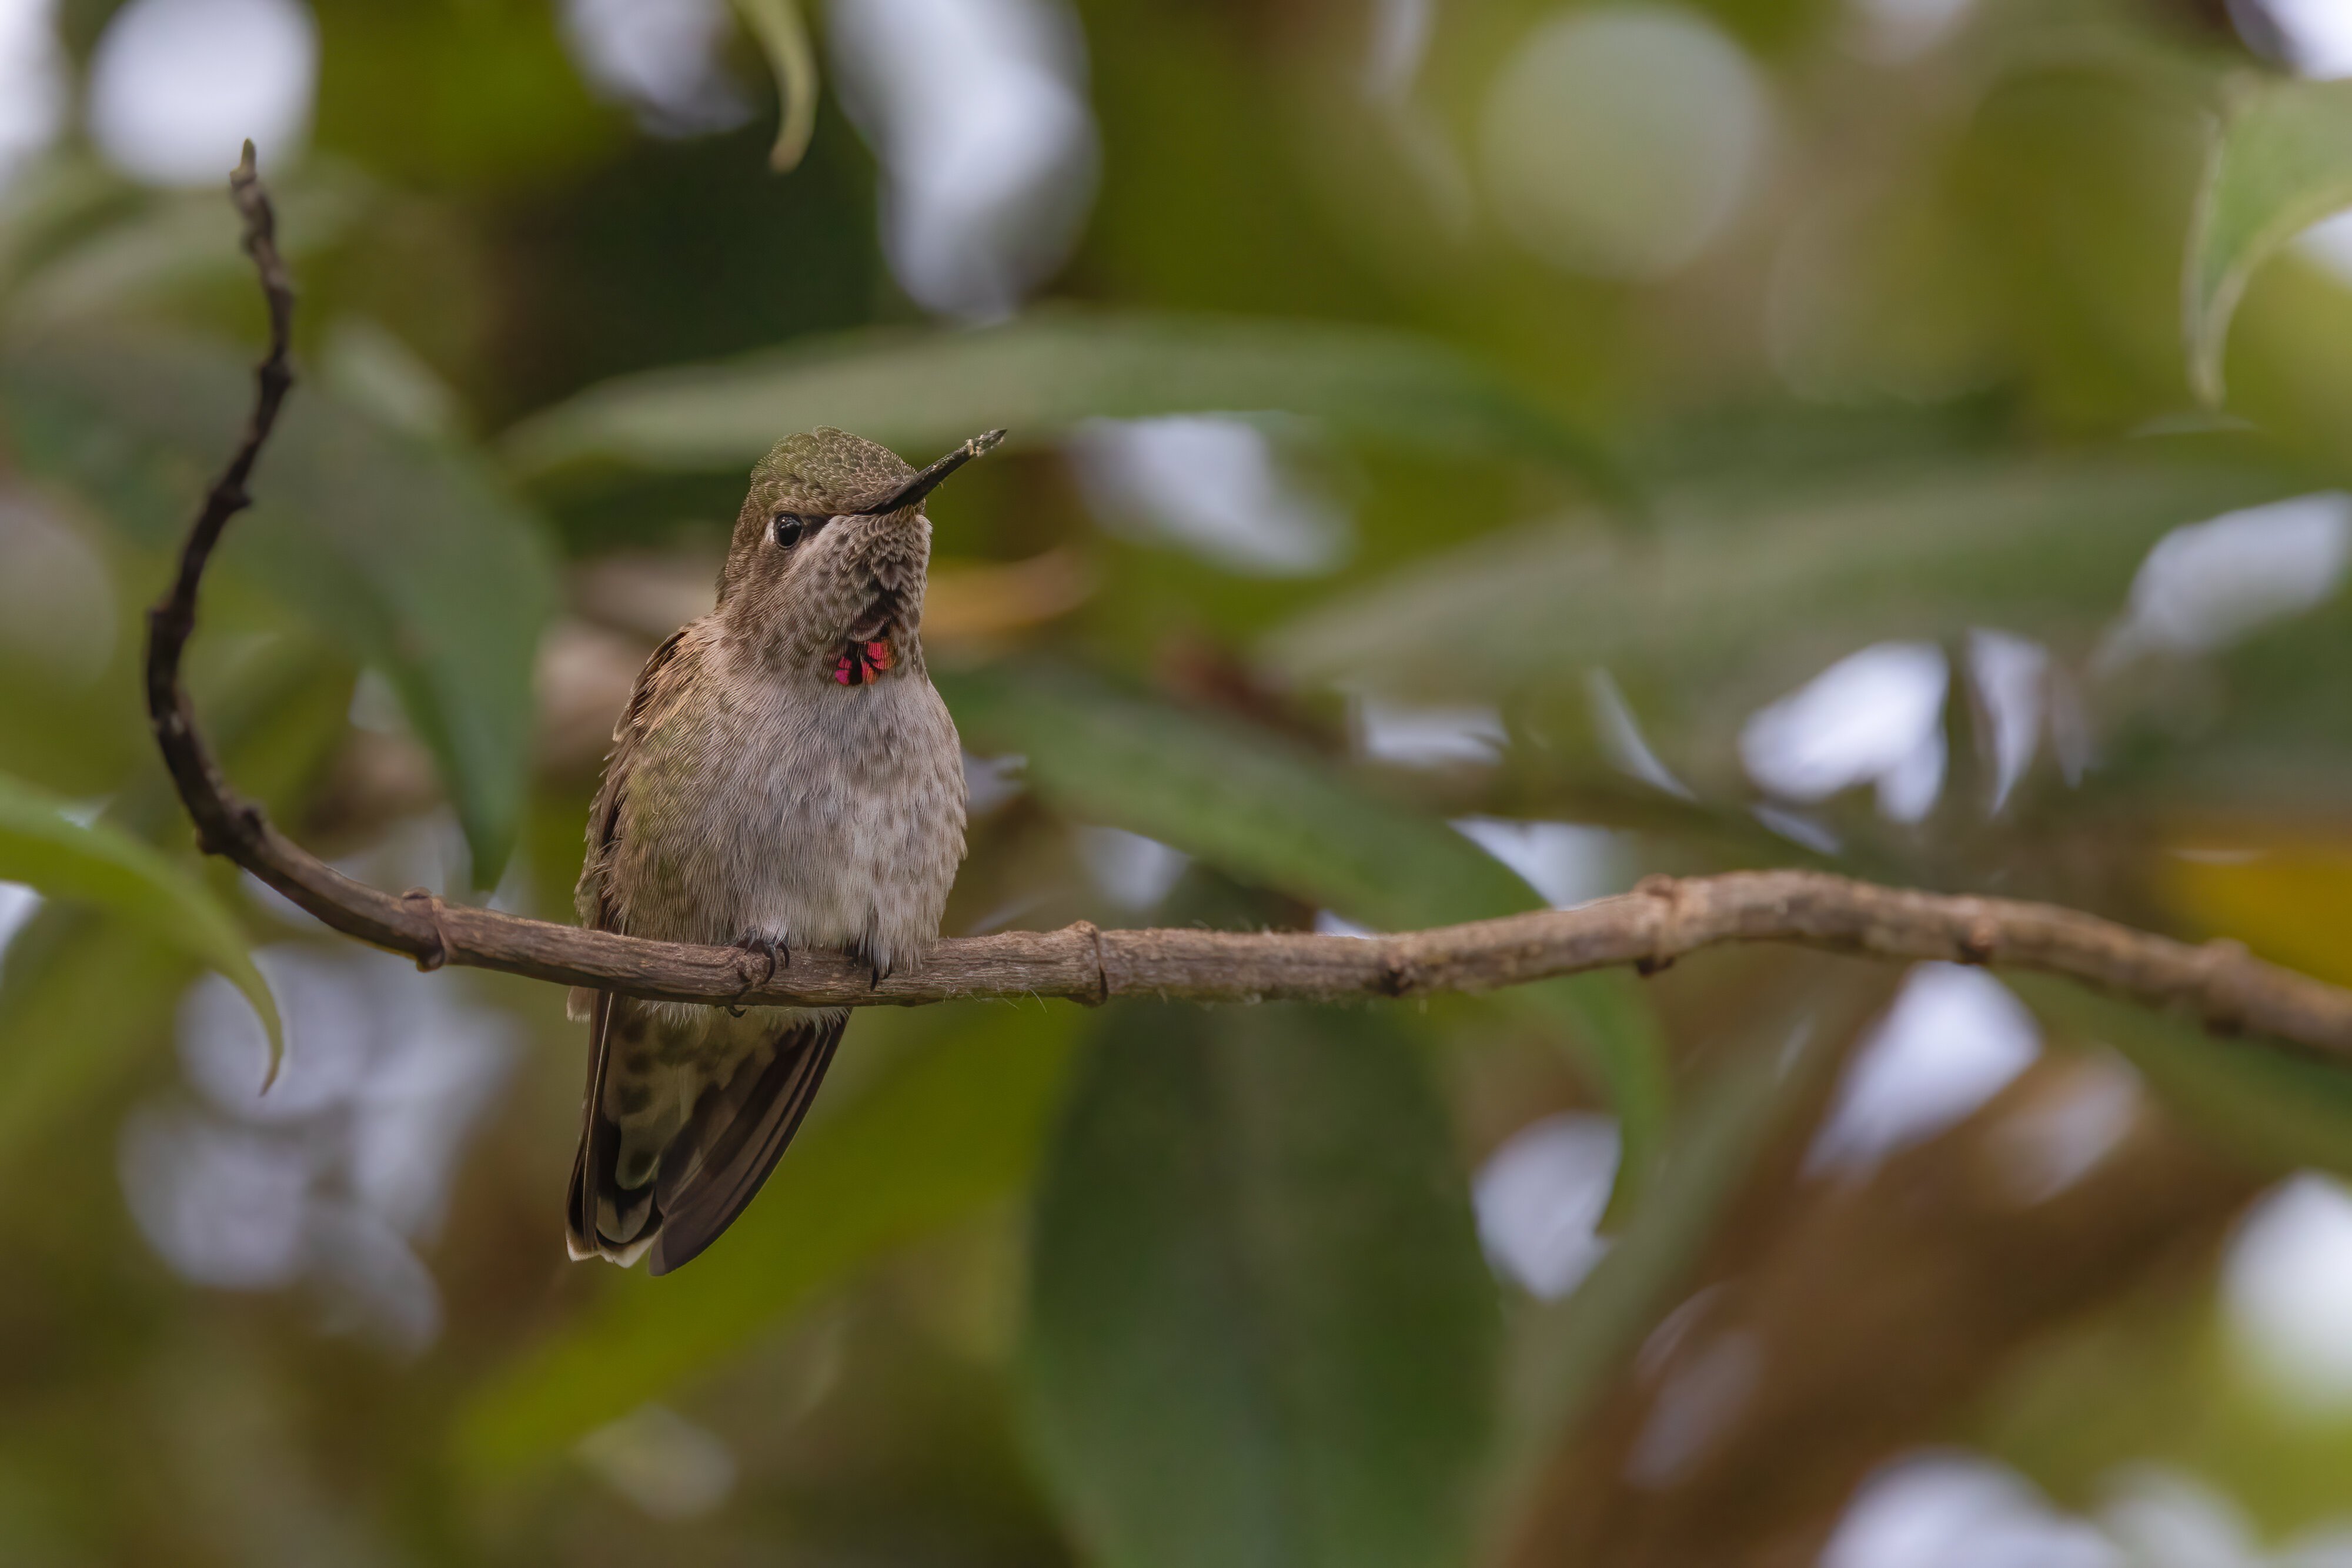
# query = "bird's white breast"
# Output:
<box><xmin>649</xmin><ymin>646</ymin><xmax>966</xmax><ymax>975</ymax></box>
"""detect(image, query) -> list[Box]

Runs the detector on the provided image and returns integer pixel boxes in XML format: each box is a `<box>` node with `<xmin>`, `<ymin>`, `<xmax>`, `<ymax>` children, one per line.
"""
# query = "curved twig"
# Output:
<box><xmin>142</xmin><ymin>151</ymin><xmax>2352</xmax><ymax>1064</ymax></box>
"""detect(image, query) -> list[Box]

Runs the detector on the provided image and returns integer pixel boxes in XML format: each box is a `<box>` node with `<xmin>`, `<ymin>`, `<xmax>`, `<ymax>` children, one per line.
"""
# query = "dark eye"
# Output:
<box><xmin>771</xmin><ymin>511</ymin><xmax>806</xmax><ymax>548</ymax></box>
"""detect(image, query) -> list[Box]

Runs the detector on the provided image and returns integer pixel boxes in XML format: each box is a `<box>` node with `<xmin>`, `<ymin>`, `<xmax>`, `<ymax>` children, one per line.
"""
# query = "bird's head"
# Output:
<box><xmin>717</xmin><ymin>426</ymin><xmax>1003</xmax><ymax>686</ymax></box>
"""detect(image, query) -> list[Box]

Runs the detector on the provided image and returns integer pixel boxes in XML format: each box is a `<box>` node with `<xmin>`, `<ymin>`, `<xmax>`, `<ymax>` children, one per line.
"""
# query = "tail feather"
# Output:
<box><xmin>567</xmin><ymin>997</ymin><xmax>846</xmax><ymax>1273</ymax></box>
<box><xmin>649</xmin><ymin>1012</ymin><xmax>845</xmax><ymax>1274</ymax></box>
<box><xmin>566</xmin><ymin>990</ymin><xmax>623</xmax><ymax>1261</ymax></box>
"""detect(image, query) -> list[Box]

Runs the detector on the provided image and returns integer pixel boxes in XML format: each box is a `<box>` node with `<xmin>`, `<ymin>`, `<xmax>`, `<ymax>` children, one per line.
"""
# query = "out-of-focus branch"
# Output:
<box><xmin>141</xmin><ymin>152</ymin><xmax>2352</xmax><ymax>1064</ymax></box>
<box><xmin>1504</xmin><ymin>1052</ymin><xmax>2256</xmax><ymax>1567</ymax></box>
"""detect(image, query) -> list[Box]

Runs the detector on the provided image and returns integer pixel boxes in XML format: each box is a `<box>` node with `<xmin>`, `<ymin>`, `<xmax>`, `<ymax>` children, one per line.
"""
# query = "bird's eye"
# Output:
<box><xmin>771</xmin><ymin>512</ymin><xmax>807</xmax><ymax>549</ymax></box>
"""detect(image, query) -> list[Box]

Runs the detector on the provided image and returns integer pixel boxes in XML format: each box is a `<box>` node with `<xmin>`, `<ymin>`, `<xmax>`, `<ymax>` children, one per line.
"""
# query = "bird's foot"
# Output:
<box><xmin>844</xmin><ymin>935</ymin><xmax>890</xmax><ymax>992</ymax></box>
<box><xmin>725</xmin><ymin>930</ymin><xmax>788</xmax><ymax>1015</ymax></box>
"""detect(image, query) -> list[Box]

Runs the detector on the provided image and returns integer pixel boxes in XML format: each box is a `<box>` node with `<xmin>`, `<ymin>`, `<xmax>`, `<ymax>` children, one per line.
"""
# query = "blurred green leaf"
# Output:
<box><xmin>1022</xmin><ymin>1001</ymin><xmax>1497</xmax><ymax>1568</ymax></box>
<box><xmin>2186</xmin><ymin>75</ymin><xmax>2352</xmax><ymax>407</ymax></box>
<box><xmin>0</xmin><ymin>161</ymin><xmax>369</xmax><ymax>330</ymax></box>
<box><xmin>0</xmin><ymin>332</ymin><xmax>556</xmax><ymax>884</ymax></box>
<box><xmin>500</xmin><ymin>309</ymin><xmax>1619</xmax><ymax>492</ymax></box>
<box><xmin>943</xmin><ymin>661</ymin><xmax>1534</xmax><ymax>930</ymax></box>
<box><xmin>0</xmin><ymin>919</ymin><xmax>195</xmax><ymax>1167</ymax></box>
<box><xmin>310</xmin><ymin>1</ymin><xmax>620</xmax><ymax>190</ymax></box>
<box><xmin>1268</xmin><ymin>456</ymin><xmax>2288</xmax><ymax>716</ymax></box>
<box><xmin>0</xmin><ymin>770</ymin><xmax>278</xmax><ymax>1069</ymax></box>
<box><xmin>730</xmin><ymin>0</ymin><xmax>819</xmax><ymax>173</ymax></box>
<box><xmin>0</xmin><ymin>645</ymin><xmax>348</xmax><ymax>1168</ymax></box>
<box><xmin>1505</xmin><ymin>976</ymin><xmax>1672</xmax><ymax>1224</ymax></box>
<box><xmin>1481</xmin><ymin>977</ymin><xmax>1886</xmax><ymax>1548</ymax></box>
<box><xmin>2014</xmin><ymin>975</ymin><xmax>2352</xmax><ymax>1178</ymax></box>
<box><xmin>455</xmin><ymin>1002</ymin><xmax>1081</xmax><ymax>1477</ymax></box>
<box><xmin>944</xmin><ymin>661</ymin><xmax>1668</xmax><ymax>1200</ymax></box>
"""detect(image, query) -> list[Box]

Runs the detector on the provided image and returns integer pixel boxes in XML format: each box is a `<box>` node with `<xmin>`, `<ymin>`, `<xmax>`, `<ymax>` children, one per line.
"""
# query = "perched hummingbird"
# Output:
<box><xmin>566</xmin><ymin>426</ymin><xmax>1000</xmax><ymax>1273</ymax></box>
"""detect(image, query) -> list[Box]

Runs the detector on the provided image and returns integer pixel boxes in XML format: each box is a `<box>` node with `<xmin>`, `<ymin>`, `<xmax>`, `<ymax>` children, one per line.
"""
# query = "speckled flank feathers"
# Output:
<box><xmin>566</xmin><ymin>427</ymin><xmax>973</xmax><ymax>1275</ymax></box>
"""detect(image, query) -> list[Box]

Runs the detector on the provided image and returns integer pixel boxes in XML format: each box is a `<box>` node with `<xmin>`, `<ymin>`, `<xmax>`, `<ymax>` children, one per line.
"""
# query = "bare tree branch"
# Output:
<box><xmin>140</xmin><ymin>151</ymin><xmax>2352</xmax><ymax>1064</ymax></box>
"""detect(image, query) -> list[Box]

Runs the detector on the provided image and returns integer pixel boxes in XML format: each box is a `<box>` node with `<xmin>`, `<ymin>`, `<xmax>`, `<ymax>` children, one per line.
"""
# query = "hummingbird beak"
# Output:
<box><xmin>852</xmin><ymin>429</ymin><xmax>1007</xmax><ymax>516</ymax></box>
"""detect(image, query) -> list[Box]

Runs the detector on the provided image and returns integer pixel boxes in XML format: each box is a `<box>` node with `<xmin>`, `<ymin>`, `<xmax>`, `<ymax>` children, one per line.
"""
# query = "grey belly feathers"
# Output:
<box><xmin>567</xmin><ymin>631</ymin><xmax>966</xmax><ymax>1274</ymax></box>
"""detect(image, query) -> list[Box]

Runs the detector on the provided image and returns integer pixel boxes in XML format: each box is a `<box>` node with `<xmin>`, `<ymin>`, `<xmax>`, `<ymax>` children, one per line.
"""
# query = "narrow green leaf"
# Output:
<box><xmin>2186</xmin><ymin>75</ymin><xmax>2352</xmax><ymax>407</ymax></box>
<box><xmin>453</xmin><ymin>1002</ymin><xmax>1080</xmax><ymax>1477</ymax></box>
<box><xmin>0</xmin><ymin>648</ymin><xmax>350</xmax><ymax>1168</ymax></box>
<box><xmin>0</xmin><ymin>159</ymin><xmax>369</xmax><ymax>329</ymax></box>
<box><xmin>1268</xmin><ymin>456</ymin><xmax>2288</xmax><ymax>710</ymax></box>
<box><xmin>500</xmin><ymin>309</ymin><xmax>1618</xmax><ymax>493</ymax></box>
<box><xmin>0</xmin><ymin>920</ymin><xmax>195</xmax><ymax>1164</ymax></box>
<box><xmin>1023</xmin><ymin>1002</ymin><xmax>1498</xmax><ymax>1568</ymax></box>
<box><xmin>944</xmin><ymin>660</ymin><xmax>1669</xmax><ymax>1206</ymax></box>
<box><xmin>0</xmin><ymin>332</ymin><xmax>557</xmax><ymax>883</ymax></box>
<box><xmin>942</xmin><ymin>661</ymin><xmax>1535</xmax><ymax>931</ymax></box>
<box><xmin>729</xmin><ymin>0</ymin><xmax>819</xmax><ymax>172</ymax></box>
<box><xmin>0</xmin><ymin>770</ymin><xmax>278</xmax><ymax>1071</ymax></box>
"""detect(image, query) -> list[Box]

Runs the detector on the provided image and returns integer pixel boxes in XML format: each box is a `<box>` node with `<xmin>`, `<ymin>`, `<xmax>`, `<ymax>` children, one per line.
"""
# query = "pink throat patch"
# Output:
<box><xmin>833</xmin><ymin>639</ymin><xmax>896</xmax><ymax>686</ymax></box>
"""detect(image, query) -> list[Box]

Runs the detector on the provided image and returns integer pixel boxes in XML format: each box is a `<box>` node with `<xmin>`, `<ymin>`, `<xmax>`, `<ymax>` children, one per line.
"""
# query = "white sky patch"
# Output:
<box><xmin>1314</xmin><ymin>908</ymin><xmax>1379</xmax><ymax>939</ymax></box>
<box><xmin>1478</xmin><ymin>5</ymin><xmax>1769</xmax><ymax>280</ymax></box>
<box><xmin>2100</xmin><ymin>1467</ymin><xmax>2263</xmax><ymax>1568</ymax></box>
<box><xmin>2099</xmin><ymin>493</ymin><xmax>2352</xmax><ymax>666</ymax></box>
<box><xmin>2294</xmin><ymin>208</ymin><xmax>2352</xmax><ymax>286</ymax></box>
<box><xmin>88</xmin><ymin>0</ymin><xmax>318</xmax><ymax>186</ymax></box>
<box><xmin>1068</xmin><ymin>415</ymin><xmax>1352</xmax><ymax>577</ymax></box>
<box><xmin>1741</xmin><ymin>641</ymin><xmax>1949</xmax><ymax>823</ymax></box>
<box><xmin>1807</xmin><ymin>962</ymin><xmax>2040</xmax><ymax>1176</ymax></box>
<box><xmin>1355</xmin><ymin>696</ymin><xmax>1506</xmax><ymax>768</ymax></box>
<box><xmin>2264</xmin><ymin>0</ymin><xmax>2352</xmax><ymax>78</ymax></box>
<box><xmin>1967</xmin><ymin>629</ymin><xmax>2047</xmax><ymax>815</ymax></box>
<box><xmin>1823</xmin><ymin>1450</ymin><xmax>2122</xmax><ymax>1568</ymax></box>
<box><xmin>2223</xmin><ymin>1173</ymin><xmax>2352</xmax><ymax>1414</ymax></box>
<box><xmin>126</xmin><ymin>944</ymin><xmax>519</xmax><ymax>1355</ymax></box>
<box><xmin>0</xmin><ymin>0</ymin><xmax>65</xmax><ymax>192</ymax></box>
<box><xmin>1074</xmin><ymin>825</ymin><xmax>1188</xmax><ymax>911</ymax></box>
<box><xmin>1453</xmin><ymin>817</ymin><xmax>1629</xmax><ymax>908</ymax></box>
<box><xmin>2</xmin><ymin>805</ymin><xmax>106</xmax><ymax>970</ymax></box>
<box><xmin>831</xmin><ymin>0</ymin><xmax>1098</xmax><ymax>320</ymax></box>
<box><xmin>1474</xmin><ymin>1112</ymin><xmax>1619</xmax><ymax>1299</ymax></box>
<box><xmin>963</xmin><ymin>751</ymin><xmax>1028</xmax><ymax>815</ymax></box>
<box><xmin>0</xmin><ymin>881</ymin><xmax>39</xmax><ymax>961</ymax></box>
<box><xmin>1363</xmin><ymin>0</ymin><xmax>1434</xmax><ymax>100</ymax></box>
<box><xmin>119</xmin><ymin>1108</ymin><xmax>312</xmax><ymax>1289</ymax></box>
<box><xmin>577</xmin><ymin>1404</ymin><xmax>740</xmax><ymax>1521</ymax></box>
<box><xmin>1846</xmin><ymin>0</ymin><xmax>1976</xmax><ymax>63</ymax></box>
<box><xmin>560</xmin><ymin>0</ymin><xmax>751</xmax><ymax>135</ymax></box>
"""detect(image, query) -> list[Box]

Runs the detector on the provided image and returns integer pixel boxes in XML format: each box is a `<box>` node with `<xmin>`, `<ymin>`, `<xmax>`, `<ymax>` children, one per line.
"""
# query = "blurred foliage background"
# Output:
<box><xmin>10</xmin><ymin>0</ymin><xmax>2352</xmax><ymax>1563</ymax></box>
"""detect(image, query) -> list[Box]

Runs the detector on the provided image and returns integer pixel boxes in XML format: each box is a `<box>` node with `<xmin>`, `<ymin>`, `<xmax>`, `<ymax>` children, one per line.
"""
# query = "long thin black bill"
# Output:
<box><xmin>852</xmin><ymin>428</ymin><xmax>1008</xmax><ymax>516</ymax></box>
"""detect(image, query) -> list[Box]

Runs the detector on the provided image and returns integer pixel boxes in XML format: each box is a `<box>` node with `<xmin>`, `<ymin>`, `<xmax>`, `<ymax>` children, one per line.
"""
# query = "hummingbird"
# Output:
<box><xmin>565</xmin><ymin>426</ymin><xmax>1000</xmax><ymax>1273</ymax></box>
